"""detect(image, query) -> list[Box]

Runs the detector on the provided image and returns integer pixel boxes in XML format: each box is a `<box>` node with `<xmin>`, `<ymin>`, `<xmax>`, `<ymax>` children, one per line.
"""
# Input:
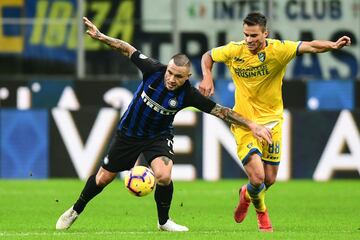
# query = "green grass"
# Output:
<box><xmin>0</xmin><ymin>180</ymin><xmax>360</xmax><ymax>240</ymax></box>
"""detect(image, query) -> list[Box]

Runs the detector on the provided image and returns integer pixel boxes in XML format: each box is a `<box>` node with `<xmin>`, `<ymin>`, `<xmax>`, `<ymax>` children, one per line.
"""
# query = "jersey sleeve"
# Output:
<box><xmin>184</xmin><ymin>86</ymin><xmax>216</xmax><ymax>113</ymax></box>
<box><xmin>211</xmin><ymin>42</ymin><xmax>239</xmax><ymax>64</ymax></box>
<box><xmin>130</xmin><ymin>50</ymin><xmax>164</xmax><ymax>76</ymax></box>
<box><xmin>276</xmin><ymin>40</ymin><xmax>301</xmax><ymax>65</ymax></box>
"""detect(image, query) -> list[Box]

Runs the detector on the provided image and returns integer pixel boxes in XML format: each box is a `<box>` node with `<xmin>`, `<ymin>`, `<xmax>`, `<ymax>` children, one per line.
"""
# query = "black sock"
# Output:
<box><xmin>265</xmin><ymin>183</ymin><xmax>271</xmax><ymax>191</ymax></box>
<box><xmin>73</xmin><ymin>174</ymin><xmax>104</xmax><ymax>214</ymax></box>
<box><xmin>154</xmin><ymin>181</ymin><xmax>173</xmax><ymax>225</ymax></box>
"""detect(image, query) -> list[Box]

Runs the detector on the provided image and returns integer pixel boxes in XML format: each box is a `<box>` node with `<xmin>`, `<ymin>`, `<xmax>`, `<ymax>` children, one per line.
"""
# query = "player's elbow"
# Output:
<box><xmin>202</xmin><ymin>51</ymin><xmax>212</xmax><ymax>62</ymax></box>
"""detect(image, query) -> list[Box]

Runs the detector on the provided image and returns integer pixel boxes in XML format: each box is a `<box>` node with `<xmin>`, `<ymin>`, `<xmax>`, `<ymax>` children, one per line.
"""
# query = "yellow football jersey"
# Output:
<box><xmin>211</xmin><ymin>39</ymin><xmax>300</xmax><ymax>124</ymax></box>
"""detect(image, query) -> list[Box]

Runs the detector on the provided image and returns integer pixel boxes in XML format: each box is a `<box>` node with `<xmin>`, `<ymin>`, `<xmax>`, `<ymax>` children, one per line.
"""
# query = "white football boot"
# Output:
<box><xmin>56</xmin><ymin>206</ymin><xmax>79</xmax><ymax>230</ymax></box>
<box><xmin>158</xmin><ymin>219</ymin><xmax>189</xmax><ymax>232</ymax></box>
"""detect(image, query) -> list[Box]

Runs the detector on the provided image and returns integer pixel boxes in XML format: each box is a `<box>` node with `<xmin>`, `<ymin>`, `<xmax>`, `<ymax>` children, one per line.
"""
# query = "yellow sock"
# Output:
<box><xmin>247</xmin><ymin>183</ymin><xmax>266</xmax><ymax>212</ymax></box>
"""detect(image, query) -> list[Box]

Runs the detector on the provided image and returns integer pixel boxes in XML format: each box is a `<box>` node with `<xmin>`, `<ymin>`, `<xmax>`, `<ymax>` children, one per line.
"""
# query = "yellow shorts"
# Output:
<box><xmin>231</xmin><ymin>121</ymin><xmax>282</xmax><ymax>166</ymax></box>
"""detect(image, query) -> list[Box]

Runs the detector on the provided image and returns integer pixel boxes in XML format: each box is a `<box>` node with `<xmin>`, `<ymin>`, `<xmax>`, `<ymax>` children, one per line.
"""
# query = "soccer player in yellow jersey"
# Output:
<box><xmin>199</xmin><ymin>12</ymin><xmax>351</xmax><ymax>232</ymax></box>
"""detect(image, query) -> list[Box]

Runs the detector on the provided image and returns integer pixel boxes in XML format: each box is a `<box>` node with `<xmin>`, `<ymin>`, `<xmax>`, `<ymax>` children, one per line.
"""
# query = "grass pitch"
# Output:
<box><xmin>0</xmin><ymin>180</ymin><xmax>359</xmax><ymax>240</ymax></box>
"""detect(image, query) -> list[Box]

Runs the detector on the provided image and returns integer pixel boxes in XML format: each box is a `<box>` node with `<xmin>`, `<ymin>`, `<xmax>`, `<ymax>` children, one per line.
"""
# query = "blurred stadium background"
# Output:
<box><xmin>1</xmin><ymin>0</ymin><xmax>360</xmax><ymax>181</ymax></box>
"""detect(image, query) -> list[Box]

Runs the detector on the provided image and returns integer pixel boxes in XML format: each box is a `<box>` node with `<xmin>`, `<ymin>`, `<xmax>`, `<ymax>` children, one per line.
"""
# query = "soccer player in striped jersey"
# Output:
<box><xmin>56</xmin><ymin>17</ymin><xmax>272</xmax><ymax>232</ymax></box>
<box><xmin>199</xmin><ymin>12</ymin><xmax>351</xmax><ymax>232</ymax></box>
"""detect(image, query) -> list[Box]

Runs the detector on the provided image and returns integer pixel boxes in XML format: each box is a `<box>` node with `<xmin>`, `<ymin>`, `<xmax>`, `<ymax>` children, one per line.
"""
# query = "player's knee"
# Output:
<box><xmin>96</xmin><ymin>176</ymin><xmax>109</xmax><ymax>187</ymax></box>
<box><xmin>264</xmin><ymin>178</ymin><xmax>276</xmax><ymax>189</ymax></box>
<box><xmin>154</xmin><ymin>171</ymin><xmax>171</xmax><ymax>185</ymax></box>
<box><xmin>248</xmin><ymin>173</ymin><xmax>265</xmax><ymax>186</ymax></box>
<box><xmin>96</xmin><ymin>173</ymin><xmax>115</xmax><ymax>187</ymax></box>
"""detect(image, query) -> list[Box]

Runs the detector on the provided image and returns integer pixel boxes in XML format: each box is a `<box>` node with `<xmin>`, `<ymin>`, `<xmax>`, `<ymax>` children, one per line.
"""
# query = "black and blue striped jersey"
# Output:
<box><xmin>118</xmin><ymin>51</ymin><xmax>216</xmax><ymax>138</ymax></box>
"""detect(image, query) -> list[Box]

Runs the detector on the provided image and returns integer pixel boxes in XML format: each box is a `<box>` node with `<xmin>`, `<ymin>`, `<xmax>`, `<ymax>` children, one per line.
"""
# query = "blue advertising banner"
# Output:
<box><xmin>307</xmin><ymin>80</ymin><xmax>354</xmax><ymax>110</ymax></box>
<box><xmin>0</xmin><ymin>80</ymin><xmax>359</xmax><ymax>180</ymax></box>
<box><xmin>0</xmin><ymin>108</ymin><xmax>360</xmax><ymax>180</ymax></box>
<box><xmin>0</xmin><ymin>109</ymin><xmax>49</xmax><ymax>179</ymax></box>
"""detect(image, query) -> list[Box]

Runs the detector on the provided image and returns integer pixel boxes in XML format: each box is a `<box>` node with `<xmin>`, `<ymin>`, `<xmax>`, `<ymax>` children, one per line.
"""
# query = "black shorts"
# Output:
<box><xmin>102</xmin><ymin>131</ymin><xmax>175</xmax><ymax>172</ymax></box>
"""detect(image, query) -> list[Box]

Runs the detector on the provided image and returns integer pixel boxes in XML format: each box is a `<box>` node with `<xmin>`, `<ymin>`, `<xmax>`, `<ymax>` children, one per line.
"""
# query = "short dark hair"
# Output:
<box><xmin>243</xmin><ymin>12</ymin><xmax>267</xmax><ymax>30</ymax></box>
<box><xmin>171</xmin><ymin>53</ymin><xmax>191</xmax><ymax>68</ymax></box>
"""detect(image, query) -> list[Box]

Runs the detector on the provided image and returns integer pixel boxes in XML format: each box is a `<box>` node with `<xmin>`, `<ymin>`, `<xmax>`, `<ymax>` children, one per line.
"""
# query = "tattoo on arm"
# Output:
<box><xmin>160</xmin><ymin>156</ymin><xmax>172</xmax><ymax>166</ymax></box>
<box><xmin>210</xmin><ymin>104</ymin><xmax>251</xmax><ymax>127</ymax></box>
<box><xmin>100</xmin><ymin>34</ymin><xmax>136</xmax><ymax>57</ymax></box>
<box><xmin>95</xmin><ymin>30</ymin><xmax>101</xmax><ymax>38</ymax></box>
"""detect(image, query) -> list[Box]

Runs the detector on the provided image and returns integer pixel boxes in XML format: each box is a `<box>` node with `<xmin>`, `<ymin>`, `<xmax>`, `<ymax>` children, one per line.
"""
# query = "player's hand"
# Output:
<box><xmin>334</xmin><ymin>36</ymin><xmax>351</xmax><ymax>49</ymax></box>
<box><xmin>249</xmin><ymin>123</ymin><xmax>272</xmax><ymax>145</ymax></box>
<box><xmin>83</xmin><ymin>17</ymin><xmax>102</xmax><ymax>39</ymax></box>
<box><xmin>199</xmin><ymin>75</ymin><xmax>215</xmax><ymax>97</ymax></box>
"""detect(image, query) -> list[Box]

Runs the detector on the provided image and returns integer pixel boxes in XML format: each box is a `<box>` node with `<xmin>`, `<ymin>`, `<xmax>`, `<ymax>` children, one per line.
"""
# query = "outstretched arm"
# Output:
<box><xmin>299</xmin><ymin>36</ymin><xmax>351</xmax><ymax>54</ymax></box>
<box><xmin>210</xmin><ymin>104</ymin><xmax>272</xmax><ymax>144</ymax></box>
<box><xmin>199</xmin><ymin>51</ymin><xmax>215</xmax><ymax>97</ymax></box>
<box><xmin>83</xmin><ymin>17</ymin><xmax>136</xmax><ymax>58</ymax></box>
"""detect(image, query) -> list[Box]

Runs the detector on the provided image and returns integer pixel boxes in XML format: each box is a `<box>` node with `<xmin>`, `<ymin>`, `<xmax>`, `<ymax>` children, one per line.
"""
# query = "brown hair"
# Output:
<box><xmin>243</xmin><ymin>12</ymin><xmax>267</xmax><ymax>31</ymax></box>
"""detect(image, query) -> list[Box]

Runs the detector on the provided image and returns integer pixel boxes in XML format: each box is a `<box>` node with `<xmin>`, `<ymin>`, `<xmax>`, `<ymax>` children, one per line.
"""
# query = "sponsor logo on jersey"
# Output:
<box><xmin>234</xmin><ymin>65</ymin><xmax>269</xmax><ymax>78</ymax></box>
<box><xmin>141</xmin><ymin>91</ymin><xmax>177</xmax><ymax>115</ymax></box>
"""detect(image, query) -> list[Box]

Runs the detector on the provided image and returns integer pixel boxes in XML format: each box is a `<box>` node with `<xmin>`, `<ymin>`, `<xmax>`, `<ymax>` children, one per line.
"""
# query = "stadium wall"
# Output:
<box><xmin>0</xmin><ymin>0</ymin><xmax>359</xmax><ymax>80</ymax></box>
<box><xmin>0</xmin><ymin>79</ymin><xmax>359</xmax><ymax>181</ymax></box>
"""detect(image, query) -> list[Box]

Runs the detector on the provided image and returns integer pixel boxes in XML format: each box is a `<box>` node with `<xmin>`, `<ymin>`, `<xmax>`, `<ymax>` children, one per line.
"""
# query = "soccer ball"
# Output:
<box><xmin>124</xmin><ymin>166</ymin><xmax>156</xmax><ymax>197</ymax></box>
